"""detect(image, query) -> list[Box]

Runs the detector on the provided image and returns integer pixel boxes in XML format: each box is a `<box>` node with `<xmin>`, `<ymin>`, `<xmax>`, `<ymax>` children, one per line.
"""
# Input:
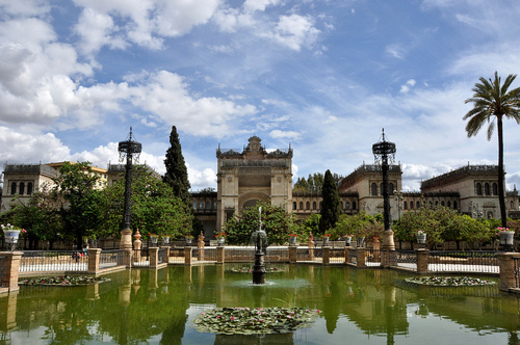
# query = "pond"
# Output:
<box><xmin>1</xmin><ymin>264</ymin><xmax>519</xmax><ymax>344</ymax></box>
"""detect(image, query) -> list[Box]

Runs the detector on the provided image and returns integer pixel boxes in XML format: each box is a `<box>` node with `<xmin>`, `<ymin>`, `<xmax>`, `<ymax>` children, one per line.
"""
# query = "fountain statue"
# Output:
<box><xmin>251</xmin><ymin>207</ymin><xmax>268</xmax><ymax>284</ymax></box>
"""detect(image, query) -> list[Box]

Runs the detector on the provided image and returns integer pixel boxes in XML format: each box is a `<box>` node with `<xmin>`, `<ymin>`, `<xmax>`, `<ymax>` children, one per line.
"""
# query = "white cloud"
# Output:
<box><xmin>0</xmin><ymin>0</ymin><xmax>50</xmax><ymax>17</ymax></box>
<box><xmin>270</xmin><ymin>129</ymin><xmax>301</xmax><ymax>140</ymax></box>
<box><xmin>243</xmin><ymin>0</ymin><xmax>280</xmax><ymax>13</ymax></box>
<box><xmin>260</xmin><ymin>14</ymin><xmax>321</xmax><ymax>51</ymax></box>
<box><xmin>385</xmin><ymin>44</ymin><xmax>406</xmax><ymax>59</ymax></box>
<box><xmin>188</xmin><ymin>166</ymin><xmax>217</xmax><ymax>190</ymax></box>
<box><xmin>399</xmin><ymin>79</ymin><xmax>416</xmax><ymax>93</ymax></box>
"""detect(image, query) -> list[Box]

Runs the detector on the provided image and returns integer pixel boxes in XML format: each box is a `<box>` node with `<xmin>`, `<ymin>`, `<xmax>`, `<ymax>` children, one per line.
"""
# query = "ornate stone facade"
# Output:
<box><xmin>215</xmin><ymin>136</ymin><xmax>293</xmax><ymax>230</ymax></box>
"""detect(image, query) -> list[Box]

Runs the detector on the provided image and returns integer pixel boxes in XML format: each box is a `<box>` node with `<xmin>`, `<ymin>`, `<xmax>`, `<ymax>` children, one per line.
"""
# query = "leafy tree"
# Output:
<box><xmin>223</xmin><ymin>201</ymin><xmax>299</xmax><ymax>245</ymax></box>
<box><xmin>319</xmin><ymin>170</ymin><xmax>343</xmax><ymax>234</ymax></box>
<box><xmin>103</xmin><ymin>165</ymin><xmax>193</xmax><ymax>239</ymax></box>
<box><xmin>464</xmin><ymin>72</ymin><xmax>520</xmax><ymax>227</ymax></box>
<box><xmin>163</xmin><ymin>126</ymin><xmax>191</xmax><ymax>206</ymax></box>
<box><xmin>52</xmin><ymin>162</ymin><xmax>103</xmax><ymax>248</ymax></box>
<box><xmin>331</xmin><ymin>211</ymin><xmax>380</xmax><ymax>240</ymax></box>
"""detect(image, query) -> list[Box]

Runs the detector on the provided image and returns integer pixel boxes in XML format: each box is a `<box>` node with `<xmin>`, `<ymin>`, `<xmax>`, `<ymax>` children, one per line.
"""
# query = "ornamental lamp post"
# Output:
<box><xmin>372</xmin><ymin>128</ymin><xmax>396</xmax><ymax>251</ymax></box>
<box><xmin>118</xmin><ymin>127</ymin><xmax>142</xmax><ymax>250</ymax></box>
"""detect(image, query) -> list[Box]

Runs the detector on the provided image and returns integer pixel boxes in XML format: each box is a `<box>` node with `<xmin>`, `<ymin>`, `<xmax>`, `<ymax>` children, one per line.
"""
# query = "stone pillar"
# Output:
<box><xmin>356</xmin><ymin>248</ymin><xmax>366</xmax><ymax>268</ymax></box>
<box><xmin>198</xmin><ymin>231</ymin><xmax>205</xmax><ymax>262</ymax></box>
<box><xmin>133</xmin><ymin>229</ymin><xmax>142</xmax><ymax>263</ymax></box>
<box><xmin>88</xmin><ymin>248</ymin><xmax>101</xmax><ymax>274</ymax></box>
<box><xmin>289</xmin><ymin>246</ymin><xmax>297</xmax><ymax>263</ymax></box>
<box><xmin>216</xmin><ymin>246</ymin><xmax>225</xmax><ymax>264</ymax></box>
<box><xmin>308</xmin><ymin>232</ymin><xmax>315</xmax><ymax>261</ymax></box>
<box><xmin>120</xmin><ymin>229</ymin><xmax>133</xmax><ymax>250</ymax></box>
<box><xmin>149</xmin><ymin>247</ymin><xmax>159</xmax><ymax>268</ymax></box>
<box><xmin>345</xmin><ymin>246</ymin><xmax>353</xmax><ymax>264</ymax></box>
<box><xmin>372</xmin><ymin>237</ymin><xmax>381</xmax><ymax>262</ymax></box>
<box><xmin>184</xmin><ymin>247</ymin><xmax>193</xmax><ymax>265</ymax></box>
<box><xmin>416</xmin><ymin>249</ymin><xmax>430</xmax><ymax>274</ymax></box>
<box><xmin>1</xmin><ymin>252</ymin><xmax>22</xmax><ymax>293</ymax></box>
<box><xmin>322</xmin><ymin>246</ymin><xmax>331</xmax><ymax>265</ymax></box>
<box><xmin>161</xmin><ymin>246</ymin><xmax>170</xmax><ymax>264</ymax></box>
<box><xmin>381</xmin><ymin>249</ymin><xmax>396</xmax><ymax>268</ymax></box>
<box><xmin>497</xmin><ymin>252</ymin><xmax>520</xmax><ymax>291</ymax></box>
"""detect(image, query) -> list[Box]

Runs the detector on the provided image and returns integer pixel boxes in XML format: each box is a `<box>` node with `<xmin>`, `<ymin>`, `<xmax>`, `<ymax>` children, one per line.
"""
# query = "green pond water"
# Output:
<box><xmin>1</xmin><ymin>265</ymin><xmax>519</xmax><ymax>344</ymax></box>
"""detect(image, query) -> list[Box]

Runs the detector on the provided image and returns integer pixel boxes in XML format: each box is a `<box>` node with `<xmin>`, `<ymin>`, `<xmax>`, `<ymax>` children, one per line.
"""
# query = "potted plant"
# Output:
<box><xmin>289</xmin><ymin>233</ymin><xmax>298</xmax><ymax>245</ymax></box>
<box><xmin>356</xmin><ymin>235</ymin><xmax>365</xmax><ymax>248</ymax></box>
<box><xmin>416</xmin><ymin>230</ymin><xmax>427</xmax><ymax>244</ymax></box>
<box><xmin>344</xmin><ymin>234</ymin><xmax>353</xmax><ymax>246</ymax></box>
<box><xmin>323</xmin><ymin>233</ymin><xmax>331</xmax><ymax>246</ymax></box>
<box><xmin>1</xmin><ymin>224</ymin><xmax>25</xmax><ymax>250</ymax></box>
<box><xmin>149</xmin><ymin>233</ymin><xmax>158</xmax><ymax>246</ymax></box>
<box><xmin>497</xmin><ymin>227</ymin><xmax>515</xmax><ymax>250</ymax></box>
<box><xmin>162</xmin><ymin>235</ymin><xmax>171</xmax><ymax>244</ymax></box>
<box><xmin>185</xmin><ymin>234</ymin><xmax>194</xmax><ymax>245</ymax></box>
<box><xmin>215</xmin><ymin>232</ymin><xmax>226</xmax><ymax>246</ymax></box>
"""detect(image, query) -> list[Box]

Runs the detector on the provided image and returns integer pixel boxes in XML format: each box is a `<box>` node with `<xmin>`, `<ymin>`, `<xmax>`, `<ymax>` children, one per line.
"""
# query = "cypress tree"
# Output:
<box><xmin>319</xmin><ymin>169</ymin><xmax>342</xmax><ymax>234</ymax></box>
<box><xmin>163</xmin><ymin>126</ymin><xmax>191</xmax><ymax>206</ymax></box>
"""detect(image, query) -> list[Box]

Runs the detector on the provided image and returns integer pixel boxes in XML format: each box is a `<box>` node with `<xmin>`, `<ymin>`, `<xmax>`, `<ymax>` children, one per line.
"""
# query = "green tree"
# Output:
<box><xmin>464</xmin><ymin>72</ymin><xmax>520</xmax><ymax>227</ymax></box>
<box><xmin>319</xmin><ymin>170</ymin><xmax>342</xmax><ymax>234</ymax></box>
<box><xmin>163</xmin><ymin>126</ymin><xmax>191</xmax><ymax>206</ymax></box>
<box><xmin>103</xmin><ymin>165</ymin><xmax>193</xmax><ymax>239</ymax></box>
<box><xmin>223</xmin><ymin>201</ymin><xmax>298</xmax><ymax>245</ymax></box>
<box><xmin>52</xmin><ymin>162</ymin><xmax>103</xmax><ymax>248</ymax></box>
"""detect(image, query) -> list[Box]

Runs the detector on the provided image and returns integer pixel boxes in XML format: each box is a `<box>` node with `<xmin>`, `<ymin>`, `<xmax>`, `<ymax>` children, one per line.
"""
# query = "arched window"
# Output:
<box><xmin>476</xmin><ymin>183</ymin><xmax>482</xmax><ymax>195</ymax></box>
<box><xmin>487</xmin><ymin>211</ymin><xmax>493</xmax><ymax>219</ymax></box>
<box><xmin>447</xmin><ymin>201</ymin><xmax>451</xmax><ymax>208</ymax></box>
<box><xmin>485</xmin><ymin>183</ymin><xmax>490</xmax><ymax>196</ymax></box>
<box><xmin>10</xmin><ymin>182</ymin><xmax>16</xmax><ymax>195</ymax></box>
<box><xmin>213</xmin><ymin>202</ymin><xmax>217</xmax><ymax>210</ymax></box>
<box><xmin>410</xmin><ymin>201</ymin><xmax>414</xmax><ymax>210</ymax></box>
<box><xmin>435</xmin><ymin>201</ymin><xmax>439</xmax><ymax>206</ymax></box>
<box><xmin>312</xmin><ymin>202</ymin><xmax>317</xmax><ymax>210</ymax></box>
<box><xmin>319</xmin><ymin>202</ymin><xmax>322</xmax><ymax>210</ymax></box>
<box><xmin>493</xmin><ymin>183</ymin><xmax>498</xmax><ymax>195</ymax></box>
<box><xmin>403</xmin><ymin>201</ymin><xmax>407</xmax><ymax>210</ymax></box>
<box><xmin>371</xmin><ymin>183</ymin><xmax>377</xmax><ymax>196</ymax></box>
<box><xmin>199</xmin><ymin>201</ymin><xmax>204</xmax><ymax>209</ymax></box>
<box><xmin>293</xmin><ymin>202</ymin><xmax>297</xmax><ymax>210</ymax></box>
<box><xmin>441</xmin><ymin>201</ymin><xmax>445</xmax><ymax>207</ymax></box>
<box><xmin>389</xmin><ymin>183</ymin><xmax>394</xmax><ymax>195</ymax></box>
<box><xmin>27</xmin><ymin>182</ymin><xmax>33</xmax><ymax>195</ymax></box>
<box><xmin>206</xmin><ymin>202</ymin><xmax>211</xmax><ymax>210</ymax></box>
<box><xmin>299</xmin><ymin>202</ymin><xmax>303</xmax><ymax>210</ymax></box>
<box><xmin>19</xmin><ymin>182</ymin><xmax>25</xmax><ymax>195</ymax></box>
<box><xmin>416</xmin><ymin>201</ymin><xmax>420</xmax><ymax>209</ymax></box>
<box><xmin>306</xmin><ymin>202</ymin><xmax>310</xmax><ymax>210</ymax></box>
<box><xmin>345</xmin><ymin>201</ymin><xmax>350</xmax><ymax>210</ymax></box>
<box><xmin>511</xmin><ymin>201</ymin><xmax>514</xmax><ymax>210</ymax></box>
<box><xmin>454</xmin><ymin>201</ymin><xmax>458</xmax><ymax>209</ymax></box>
<box><xmin>193</xmin><ymin>202</ymin><xmax>197</xmax><ymax>209</ymax></box>
<box><xmin>352</xmin><ymin>201</ymin><xmax>357</xmax><ymax>210</ymax></box>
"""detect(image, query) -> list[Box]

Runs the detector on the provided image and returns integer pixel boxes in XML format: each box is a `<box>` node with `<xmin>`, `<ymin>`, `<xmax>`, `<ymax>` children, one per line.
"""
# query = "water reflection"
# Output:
<box><xmin>0</xmin><ymin>266</ymin><xmax>518</xmax><ymax>344</ymax></box>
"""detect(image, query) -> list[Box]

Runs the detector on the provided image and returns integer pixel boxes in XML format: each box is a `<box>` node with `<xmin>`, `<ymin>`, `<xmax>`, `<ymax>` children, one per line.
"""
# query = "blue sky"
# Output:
<box><xmin>2</xmin><ymin>0</ymin><xmax>520</xmax><ymax>191</ymax></box>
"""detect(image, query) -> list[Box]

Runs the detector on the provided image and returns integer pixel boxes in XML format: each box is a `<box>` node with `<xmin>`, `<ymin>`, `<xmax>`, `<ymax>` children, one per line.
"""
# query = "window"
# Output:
<box><xmin>476</xmin><ymin>183</ymin><xmax>482</xmax><ymax>195</ymax></box>
<box><xmin>306</xmin><ymin>202</ymin><xmax>310</xmax><ymax>210</ymax></box>
<box><xmin>206</xmin><ymin>202</ymin><xmax>211</xmax><ymax>210</ymax></box>
<box><xmin>10</xmin><ymin>182</ymin><xmax>16</xmax><ymax>195</ymax></box>
<box><xmin>441</xmin><ymin>201</ymin><xmax>445</xmax><ymax>207</ymax></box>
<box><xmin>389</xmin><ymin>183</ymin><xmax>394</xmax><ymax>195</ymax></box>
<box><xmin>299</xmin><ymin>202</ymin><xmax>303</xmax><ymax>210</ymax></box>
<box><xmin>410</xmin><ymin>201</ymin><xmax>414</xmax><ymax>210</ymax></box>
<box><xmin>447</xmin><ymin>201</ymin><xmax>451</xmax><ymax>208</ymax></box>
<box><xmin>493</xmin><ymin>183</ymin><xmax>498</xmax><ymax>195</ymax></box>
<box><xmin>435</xmin><ymin>201</ymin><xmax>439</xmax><ymax>206</ymax></box>
<box><xmin>416</xmin><ymin>201</ymin><xmax>420</xmax><ymax>209</ymax></box>
<box><xmin>19</xmin><ymin>182</ymin><xmax>25</xmax><ymax>195</ymax></box>
<box><xmin>352</xmin><ymin>201</ymin><xmax>356</xmax><ymax>210</ymax></box>
<box><xmin>319</xmin><ymin>202</ymin><xmax>322</xmax><ymax>210</ymax></box>
<box><xmin>293</xmin><ymin>202</ymin><xmax>297</xmax><ymax>210</ymax></box>
<box><xmin>371</xmin><ymin>183</ymin><xmax>377</xmax><ymax>196</ymax></box>
<box><xmin>485</xmin><ymin>183</ymin><xmax>490</xmax><ymax>196</ymax></box>
<box><xmin>345</xmin><ymin>201</ymin><xmax>350</xmax><ymax>210</ymax></box>
<box><xmin>213</xmin><ymin>202</ymin><xmax>217</xmax><ymax>210</ymax></box>
<box><xmin>511</xmin><ymin>201</ymin><xmax>515</xmax><ymax>210</ymax></box>
<box><xmin>27</xmin><ymin>182</ymin><xmax>33</xmax><ymax>195</ymax></box>
<box><xmin>312</xmin><ymin>202</ymin><xmax>317</xmax><ymax>210</ymax></box>
<box><xmin>193</xmin><ymin>202</ymin><xmax>197</xmax><ymax>209</ymax></box>
<box><xmin>403</xmin><ymin>201</ymin><xmax>407</xmax><ymax>210</ymax></box>
<box><xmin>454</xmin><ymin>201</ymin><xmax>458</xmax><ymax>209</ymax></box>
<box><xmin>487</xmin><ymin>211</ymin><xmax>493</xmax><ymax>219</ymax></box>
<box><xmin>199</xmin><ymin>201</ymin><xmax>204</xmax><ymax>209</ymax></box>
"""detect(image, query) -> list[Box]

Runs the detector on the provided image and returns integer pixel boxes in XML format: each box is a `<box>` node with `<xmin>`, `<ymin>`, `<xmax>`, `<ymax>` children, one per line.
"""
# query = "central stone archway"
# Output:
<box><xmin>239</xmin><ymin>192</ymin><xmax>270</xmax><ymax>212</ymax></box>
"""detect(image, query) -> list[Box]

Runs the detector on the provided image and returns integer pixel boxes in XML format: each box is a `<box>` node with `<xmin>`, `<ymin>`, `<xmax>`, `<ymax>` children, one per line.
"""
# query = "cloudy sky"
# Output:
<box><xmin>1</xmin><ymin>0</ymin><xmax>520</xmax><ymax>192</ymax></box>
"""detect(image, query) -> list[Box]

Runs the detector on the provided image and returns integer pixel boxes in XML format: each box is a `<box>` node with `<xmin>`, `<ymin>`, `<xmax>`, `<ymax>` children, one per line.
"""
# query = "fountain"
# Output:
<box><xmin>251</xmin><ymin>207</ymin><xmax>268</xmax><ymax>284</ymax></box>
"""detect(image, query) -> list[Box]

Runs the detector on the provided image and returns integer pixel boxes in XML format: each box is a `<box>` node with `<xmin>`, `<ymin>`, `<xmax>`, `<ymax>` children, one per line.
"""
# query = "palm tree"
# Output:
<box><xmin>464</xmin><ymin>72</ymin><xmax>520</xmax><ymax>227</ymax></box>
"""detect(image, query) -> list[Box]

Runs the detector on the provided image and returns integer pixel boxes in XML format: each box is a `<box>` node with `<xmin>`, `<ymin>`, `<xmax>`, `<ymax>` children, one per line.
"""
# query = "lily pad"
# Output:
<box><xmin>19</xmin><ymin>275</ymin><xmax>110</xmax><ymax>287</ymax></box>
<box><xmin>404</xmin><ymin>276</ymin><xmax>496</xmax><ymax>287</ymax></box>
<box><xmin>192</xmin><ymin>307</ymin><xmax>320</xmax><ymax>335</ymax></box>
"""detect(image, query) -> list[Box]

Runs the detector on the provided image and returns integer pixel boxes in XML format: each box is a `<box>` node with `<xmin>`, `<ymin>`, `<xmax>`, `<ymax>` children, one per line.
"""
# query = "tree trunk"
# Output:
<box><xmin>497</xmin><ymin>116</ymin><xmax>507</xmax><ymax>227</ymax></box>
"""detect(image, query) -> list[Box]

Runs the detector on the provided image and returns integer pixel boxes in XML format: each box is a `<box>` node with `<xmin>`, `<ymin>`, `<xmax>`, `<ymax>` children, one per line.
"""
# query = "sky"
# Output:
<box><xmin>2</xmin><ymin>0</ymin><xmax>520</xmax><ymax>192</ymax></box>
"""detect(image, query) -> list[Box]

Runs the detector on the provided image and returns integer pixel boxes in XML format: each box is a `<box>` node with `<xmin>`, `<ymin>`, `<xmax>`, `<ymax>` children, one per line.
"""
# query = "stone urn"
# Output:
<box><xmin>499</xmin><ymin>231</ymin><xmax>515</xmax><ymax>250</ymax></box>
<box><xmin>345</xmin><ymin>236</ymin><xmax>352</xmax><ymax>246</ymax></box>
<box><xmin>185</xmin><ymin>237</ymin><xmax>192</xmax><ymax>245</ymax></box>
<box><xmin>356</xmin><ymin>237</ymin><xmax>365</xmax><ymax>248</ymax></box>
<box><xmin>323</xmin><ymin>237</ymin><xmax>330</xmax><ymax>246</ymax></box>
<box><xmin>217</xmin><ymin>237</ymin><xmax>225</xmax><ymax>246</ymax></box>
<box><xmin>416</xmin><ymin>233</ymin><xmax>427</xmax><ymax>244</ymax></box>
<box><xmin>150</xmin><ymin>237</ymin><xmax>158</xmax><ymax>247</ymax></box>
<box><xmin>3</xmin><ymin>229</ymin><xmax>21</xmax><ymax>249</ymax></box>
<box><xmin>163</xmin><ymin>236</ymin><xmax>170</xmax><ymax>244</ymax></box>
<box><xmin>289</xmin><ymin>236</ymin><xmax>297</xmax><ymax>245</ymax></box>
